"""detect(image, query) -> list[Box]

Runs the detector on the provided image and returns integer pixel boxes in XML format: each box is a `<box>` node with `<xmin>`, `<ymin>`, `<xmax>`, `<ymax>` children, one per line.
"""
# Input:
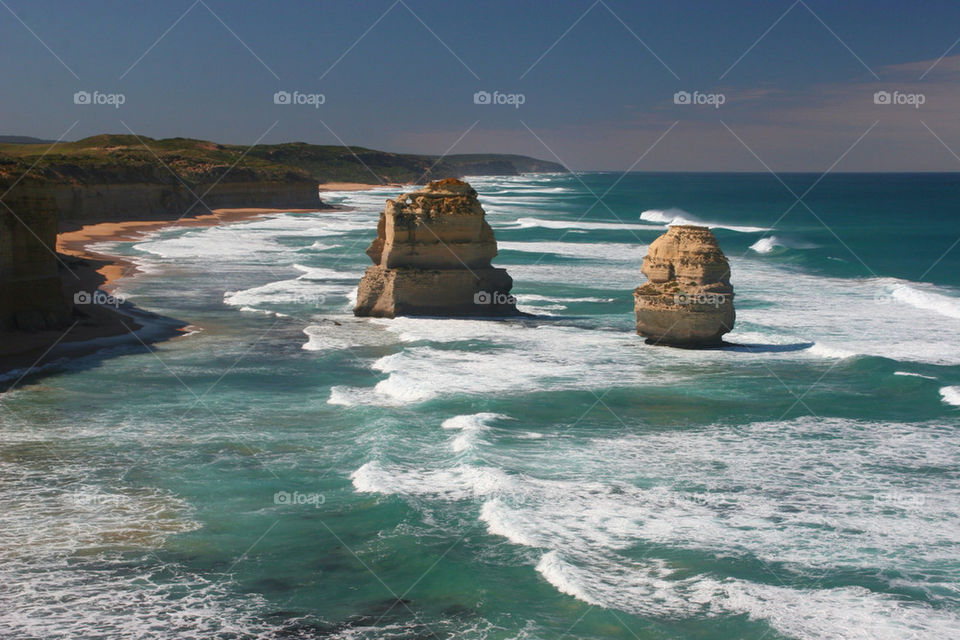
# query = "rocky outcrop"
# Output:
<box><xmin>354</xmin><ymin>178</ymin><xmax>518</xmax><ymax>317</ymax></box>
<box><xmin>0</xmin><ymin>180</ymin><xmax>72</xmax><ymax>330</ymax></box>
<box><xmin>633</xmin><ymin>225</ymin><xmax>735</xmax><ymax>347</ymax></box>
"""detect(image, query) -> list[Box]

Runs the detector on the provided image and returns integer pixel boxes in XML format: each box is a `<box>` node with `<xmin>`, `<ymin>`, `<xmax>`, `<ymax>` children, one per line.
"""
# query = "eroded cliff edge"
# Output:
<box><xmin>0</xmin><ymin>135</ymin><xmax>566</xmax><ymax>227</ymax></box>
<box><xmin>0</xmin><ymin>178</ymin><xmax>71</xmax><ymax>331</ymax></box>
<box><xmin>354</xmin><ymin>179</ymin><xmax>519</xmax><ymax>318</ymax></box>
<box><xmin>633</xmin><ymin>225</ymin><xmax>735</xmax><ymax>347</ymax></box>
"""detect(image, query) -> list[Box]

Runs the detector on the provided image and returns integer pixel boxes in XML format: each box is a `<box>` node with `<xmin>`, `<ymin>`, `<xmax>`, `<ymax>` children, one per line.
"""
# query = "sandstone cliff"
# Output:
<box><xmin>633</xmin><ymin>225</ymin><xmax>735</xmax><ymax>347</ymax></box>
<box><xmin>52</xmin><ymin>181</ymin><xmax>324</xmax><ymax>227</ymax></box>
<box><xmin>0</xmin><ymin>136</ymin><xmax>565</xmax><ymax>225</ymax></box>
<box><xmin>0</xmin><ymin>179</ymin><xmax>71</xmax><ymax>330</ymax></box>
<box><xmin>354</xmin><ymin>179</ymin><xmax>519</xmax><ymax>317</ymax></box>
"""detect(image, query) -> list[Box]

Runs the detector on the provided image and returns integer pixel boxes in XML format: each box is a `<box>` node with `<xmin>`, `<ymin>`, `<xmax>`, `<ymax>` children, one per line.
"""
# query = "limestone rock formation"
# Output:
<box><xmin>633</xmin><ymin>225</ymin><xmax>735</xmax><ymax>347</ymax></box>
<box><xmin>354</xmin><ymin>178</ymin><xmax>518</xmax><ymax>317</ymax></box>
<box><xmin>0</xmin><ymin>181</ymin><xmax>72</xmax><ymax>331</ymax></box>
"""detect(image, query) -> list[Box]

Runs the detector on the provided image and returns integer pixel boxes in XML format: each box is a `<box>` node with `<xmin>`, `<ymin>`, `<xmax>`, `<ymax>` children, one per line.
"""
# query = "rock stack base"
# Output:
<box><xmin>354</xmin><ymin>179</ymin><xmax>519</xmax><ymax>318</ymax></box>
<box><xmin>633</xmin><ymin>225</ymin><xmax>735</xmax><ymax>347</ymax></box>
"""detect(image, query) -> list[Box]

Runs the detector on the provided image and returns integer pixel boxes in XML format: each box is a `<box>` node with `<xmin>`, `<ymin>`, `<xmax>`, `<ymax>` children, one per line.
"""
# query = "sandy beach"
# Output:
<box><xmin>318</xmin><ymin>181</ymin><xmax>408</xmax><ymax>191</ymax></box>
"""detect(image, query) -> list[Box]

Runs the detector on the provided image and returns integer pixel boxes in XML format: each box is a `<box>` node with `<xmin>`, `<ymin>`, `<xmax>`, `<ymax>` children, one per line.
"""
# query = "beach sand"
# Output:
<box><xmin>318</xmin><ymin>181</ymin><xmax>408</xmax><ymax>191</ymax></box>
<box><xmin>2</xmin><ymin>207</ymin><xmax>330</xmax><ymax>381</ymax></box>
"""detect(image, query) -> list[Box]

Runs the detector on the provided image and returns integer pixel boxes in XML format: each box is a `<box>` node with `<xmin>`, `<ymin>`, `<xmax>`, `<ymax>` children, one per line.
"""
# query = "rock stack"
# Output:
<box><xmin>354</xmin><ymin>178</ymin><xmax>519</xmax><ymax>318</ymax></box>
<box><xmin>633</xmin><ymin>225</ymin><xmax>735</xmax><ymax>347</ymax></box>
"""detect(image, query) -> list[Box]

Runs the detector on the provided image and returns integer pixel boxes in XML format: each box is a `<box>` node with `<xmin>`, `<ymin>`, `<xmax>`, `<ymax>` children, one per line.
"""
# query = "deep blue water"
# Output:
<box><xmin>1</xmin><ymin>172</ymin><xmax>959</xmax><ymax>639</ymax></box>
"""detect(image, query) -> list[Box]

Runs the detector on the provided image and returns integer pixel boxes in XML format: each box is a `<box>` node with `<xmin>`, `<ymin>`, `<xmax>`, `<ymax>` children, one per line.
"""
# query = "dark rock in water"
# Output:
<box><xmin>354</xmin><ymin>179</ymin><xmax>519</xmax><ymax>318</ymax></box>
<box><xmin>633</xmin><ymin>225</ymin><xmax>735</xmax><ymax>347</ymax></box>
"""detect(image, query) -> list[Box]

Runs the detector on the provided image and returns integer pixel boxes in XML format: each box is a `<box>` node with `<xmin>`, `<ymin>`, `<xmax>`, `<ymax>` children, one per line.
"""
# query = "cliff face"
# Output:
<box><xmin>633</xmin><ymin>225</ymin><xmax>735</xmax><ymax>347</ymax></box>
<box><xmin>0</xmin><ymin>181</ymin><xmax>71</xmax><ymax>330</ymax></box>
<box><xmin>354</xmin><ymin>178</ymin><xmax>518</xmax><ymax>318</ymax></box>
<box><xmin>0</xmin><ymin>135</ymin><xmax>568</xmax><ymax>224</ymax></box>
<box><xmin>0</xmin><ymin>137</ymin><xmax>329</xmax><ymax>227</ymax></box>
<box><xmin>52</xmin><ymin>181</ymin><xmax>324</xmax><ymax>226</ymax></box>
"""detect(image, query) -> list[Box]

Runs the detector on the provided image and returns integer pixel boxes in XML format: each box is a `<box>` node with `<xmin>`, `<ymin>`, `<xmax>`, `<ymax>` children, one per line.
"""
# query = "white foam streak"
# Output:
<box><xmin>350</xmin><ymin>460</ymin><xmax>513</xmax><ymax>502</ymax></box>
<box><xmin>506</xmin><ymin>217</ymin><xmax>658</xmax><ymax>231</ymax></box>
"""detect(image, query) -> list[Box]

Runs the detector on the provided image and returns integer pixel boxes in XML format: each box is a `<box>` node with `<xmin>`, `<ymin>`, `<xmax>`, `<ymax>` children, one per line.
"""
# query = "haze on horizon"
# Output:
<box><xmin>3</xmin><ymin>0</ymin><xmax>960</xmax><ymax>172</ymax></box>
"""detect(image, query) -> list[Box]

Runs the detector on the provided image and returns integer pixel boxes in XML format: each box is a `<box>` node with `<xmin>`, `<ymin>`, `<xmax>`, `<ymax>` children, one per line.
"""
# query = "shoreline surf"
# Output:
<box><xmin>1</xmin><ymin>206</ymin><xmax>339</xmax><ymax>382</ymax></box>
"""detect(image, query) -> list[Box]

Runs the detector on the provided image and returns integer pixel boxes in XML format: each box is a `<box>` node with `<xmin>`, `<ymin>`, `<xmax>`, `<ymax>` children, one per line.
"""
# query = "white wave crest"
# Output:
<box><xmin>891</xmin><ymin>283</ymin><xmax>960</xmax><ymax>320</ymax></box>
<box><xmin>941</xmin><ymin>386</ymin><xmax>960</xmax><ymax>406</ymax></box>
<box><xmin>442</xmin><ymin>413</ymin><xmax>509</xmax><ymax>452</ymax></box>
<box><xmin>749</xmin><ymin>235</ymin><xmax>817</xmax><ymax>254</ymax></box>
<box><xmin>640</xmin><ymin>208</ymin><xmax>769</xmax><ymax>233</ymax></box>
<box><xmin>807</xmin><ymin>342</ymin><xmax>859</xmax><ymax>360</ymax></box>
<box><xmin>535</xmin><ymin>551</ymin><xmax>604</xmax><ymax>606</ymax></box>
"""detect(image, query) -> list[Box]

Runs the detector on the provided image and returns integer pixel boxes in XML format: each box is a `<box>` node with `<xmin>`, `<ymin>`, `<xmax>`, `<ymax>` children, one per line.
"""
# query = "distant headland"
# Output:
<box><xmin>0</xmin><ymin>133</ymin><xmax>566</xmax><ymax>228</ymax></box>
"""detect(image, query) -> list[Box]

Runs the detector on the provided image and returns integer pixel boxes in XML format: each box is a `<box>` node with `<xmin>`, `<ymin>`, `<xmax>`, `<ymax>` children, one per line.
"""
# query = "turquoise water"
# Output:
<box><xmin>2</xmin><ymin>173</ymin><xmax>960</xmax><ymax>639</ymax></box>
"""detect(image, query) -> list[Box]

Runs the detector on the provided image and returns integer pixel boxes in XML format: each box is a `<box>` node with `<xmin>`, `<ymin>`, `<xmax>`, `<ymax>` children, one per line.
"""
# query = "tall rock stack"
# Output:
<box><xmin>633</xmin><ymin>225</ymin><xmax>735</xmax><ymax>347</ymax></box>
<box><xmin>0</xmin><ymin>180</ymin><xmax>72</xmax><ymax>331</ymax></box>
<box><xmin>354</xmin><ymin>178</ymin><xmax>519</xmax><ymax>318</ymax></box>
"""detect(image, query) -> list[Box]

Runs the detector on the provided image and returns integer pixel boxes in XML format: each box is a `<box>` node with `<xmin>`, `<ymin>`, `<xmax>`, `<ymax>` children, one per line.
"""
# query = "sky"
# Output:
<box><xmin>2</xmin><ymin>0</ymin><xmax>960</xmax><ymax>171</ymax></box>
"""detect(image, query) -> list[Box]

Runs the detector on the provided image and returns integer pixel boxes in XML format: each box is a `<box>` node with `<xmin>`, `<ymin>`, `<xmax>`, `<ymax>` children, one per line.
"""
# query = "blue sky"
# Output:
<box><xmin>3</xmin><ymin>0</ymin><xmax>960</xmax><ymax>170</ymax></box>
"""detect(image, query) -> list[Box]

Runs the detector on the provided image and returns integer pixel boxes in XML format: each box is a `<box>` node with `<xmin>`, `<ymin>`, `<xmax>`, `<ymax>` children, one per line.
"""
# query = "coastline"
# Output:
<box><xmin>1</xmin><ymin>206</ymin><xmax>334</xmax><ymax>383</ymax></box>
<box><xmin>57</xmin><ymin>207</ymin><xmax>325</xmax><ymax>289</ymax></box>
<box><xmin>318</xmin><ymin>181</ymin><xmax>408</xmax><ymax>192</ymax></box>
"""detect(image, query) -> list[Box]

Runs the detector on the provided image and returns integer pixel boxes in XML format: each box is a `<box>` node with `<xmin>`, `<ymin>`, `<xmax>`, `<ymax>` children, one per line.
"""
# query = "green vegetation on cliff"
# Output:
<box><xmin>0</xmin><ymin>135</ymin><xmax>567</xmax><ymax>188</ymax></box>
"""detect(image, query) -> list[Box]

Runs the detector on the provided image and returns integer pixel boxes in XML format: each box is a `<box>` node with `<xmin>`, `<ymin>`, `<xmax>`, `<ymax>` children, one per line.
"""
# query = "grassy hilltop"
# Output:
<box><xmin>0</xmin><ymin>135</ymin><xmax>567</xmax><ymax>188</ymax></box>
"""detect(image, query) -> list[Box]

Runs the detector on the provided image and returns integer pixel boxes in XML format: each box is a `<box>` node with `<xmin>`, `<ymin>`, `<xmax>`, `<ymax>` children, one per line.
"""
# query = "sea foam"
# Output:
<box><xmin>507</xmin><ymin>217</ymin><xmax>658</xmax><ymax>231</ymax></box>
<box><xmin>471</xmin><ymin>416</ymin><xmax>960</xmax><ymax>636</ymax></box>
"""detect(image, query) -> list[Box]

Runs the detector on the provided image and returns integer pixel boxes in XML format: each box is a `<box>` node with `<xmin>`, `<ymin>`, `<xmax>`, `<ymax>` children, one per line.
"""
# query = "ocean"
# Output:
<box><xmin>2</xmin><ymin>172</ymin><xmax>959</xmax><ymax>639</ymax></box>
